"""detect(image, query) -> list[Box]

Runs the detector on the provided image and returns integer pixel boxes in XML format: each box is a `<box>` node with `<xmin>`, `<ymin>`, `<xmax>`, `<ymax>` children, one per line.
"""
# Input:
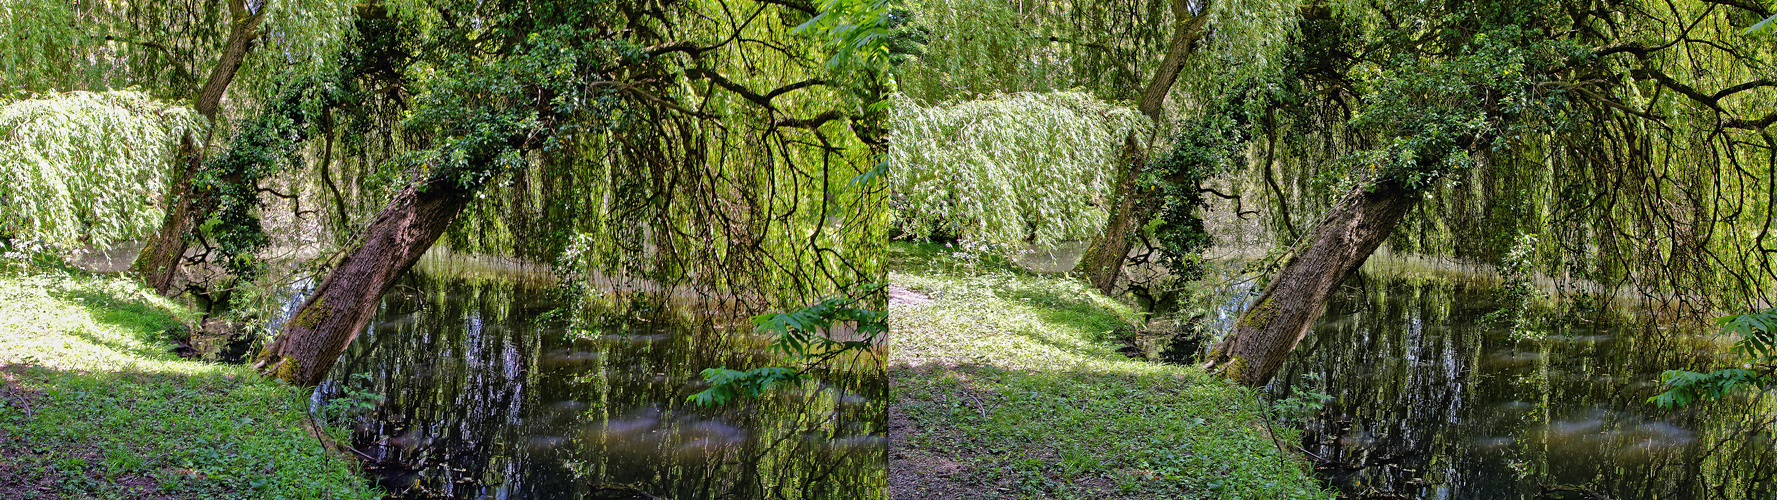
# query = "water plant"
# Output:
<box><xmin>1651</xmin><ymin>308</ymin><xmax>1777</xmax><ymax>408</ymax></box>
<box><xmin>690</xmin><ymin>287</ymin><xmax>886</xmax><ymax>406</ymax></box>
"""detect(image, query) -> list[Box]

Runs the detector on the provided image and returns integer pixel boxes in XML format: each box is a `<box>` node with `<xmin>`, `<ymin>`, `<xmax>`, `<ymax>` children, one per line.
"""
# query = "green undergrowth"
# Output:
<box><xmin>0</xmin><ymin>267</ymin><xmax>378</xmax><ymax>499</ymax></box>
<box><xmin>889</xmin><ymin>242</ymin><xmax>1330</xmax><ymax>499</ymax></box>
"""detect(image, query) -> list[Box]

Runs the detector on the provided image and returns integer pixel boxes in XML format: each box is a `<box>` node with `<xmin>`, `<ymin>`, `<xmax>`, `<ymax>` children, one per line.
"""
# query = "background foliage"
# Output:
<box><xmin>886</xmin><ymin>91</ymin><xmax>1147</xmax><ymax>249</ymax></box>
<box><xmin>0</xmin><ymin>91</ymin><xmax>201</xmax><ymax>248</ymax></box>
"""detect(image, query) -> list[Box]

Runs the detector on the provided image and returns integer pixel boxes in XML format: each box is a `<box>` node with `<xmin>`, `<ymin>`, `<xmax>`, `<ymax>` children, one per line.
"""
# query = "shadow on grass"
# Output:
<box><xmin>993</xmin><ymin>281</ymin><xmax>1133</xmax><ymax>342</ymax></box>
<box><xmin>0</xmin><ymin>272</ymin><xmax>377</xmax><ymax>499</ymax></box>
<box><xmin>44</xmin><ymin>279</ymin><xmax>186</xmax><ymax>362</ymax></box>
<box><xmin>943</xmin><ymin>276</ymin><xmax>1139</xmax><ymax>361</ymax></box>
<box><xmin>0</xmin><ymin>362</ymin><xmax>375</xmax><ymax>500</ymax></box>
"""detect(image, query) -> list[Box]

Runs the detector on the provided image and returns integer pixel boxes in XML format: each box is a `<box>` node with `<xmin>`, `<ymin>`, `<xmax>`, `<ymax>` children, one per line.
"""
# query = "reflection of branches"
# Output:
<box><xmin>587</xmin><ymin>484</ymin><xmax>667</xmax><ymax>500</ymax></box>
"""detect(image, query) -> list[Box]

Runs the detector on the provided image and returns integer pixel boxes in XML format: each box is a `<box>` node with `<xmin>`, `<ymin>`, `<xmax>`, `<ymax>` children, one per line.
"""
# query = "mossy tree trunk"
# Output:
<box><xmin>255</xmin><ymin>177</ymin><xmax>472</xmax><ymax>385</ymax></box>
<box><xmin>1073</xmin><ymin>0</ymin><xmax>1209</xmax><ymax>295</ymax></box>
<box><xmin>1075</xmin><ymin>132</ymin><xmax>1158</xmax><ymax>295</ymax></box>
<box><xmin>131</xmin><ymin>0</ymin><xmax>266</xmax><ymax>295</ymax></box>
<box><xmin>1204</xmin><ymin>181</ymin><xmax>1420</xmax><ymax>387</ymax></box>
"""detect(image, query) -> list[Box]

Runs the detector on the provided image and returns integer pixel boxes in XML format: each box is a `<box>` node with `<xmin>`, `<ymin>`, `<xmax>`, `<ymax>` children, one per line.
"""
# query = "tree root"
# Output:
<box><xmin>300</xmin><ymin>416</ymin><xmax>377</xmax><ymax>463</ymax></box>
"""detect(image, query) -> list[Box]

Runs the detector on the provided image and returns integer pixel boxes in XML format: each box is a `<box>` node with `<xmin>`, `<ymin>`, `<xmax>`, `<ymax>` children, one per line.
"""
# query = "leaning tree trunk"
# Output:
<box><xmin>1204</xmin><ymin>181</ymin><xmax>1421</xmax><ymax>387</ymax></box>
<box><xmin>131</xmin><ymin>2</ymin><xmax>265</xmax><ymax>295</ymax></box>
<box><xmin>1075</xmin><ymin>133</ymin><xmax>1157</xmax><ymax>295</ymax></box>
<box><xmin>256</xmin><ymin>177</ymin><xmax>473</xmax><ymax>385</ymax></box>
<box><xmin>133</xmin><ymin>137</ymin><xmax>208</xmax><ymax>294</ymax></box>
<box><xmin>1073</xmin><ymin>0</ymin><xmax>1208</xmax><ymax>294</ymax></box>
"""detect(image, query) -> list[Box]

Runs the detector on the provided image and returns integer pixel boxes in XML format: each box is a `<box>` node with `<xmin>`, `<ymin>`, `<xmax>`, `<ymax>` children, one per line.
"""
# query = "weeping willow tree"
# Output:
<box><xmin>891</xmin><ymin>0</ymin><xmax>1777</xmax><ymax>390</ymax></box>
<box><xmin>890</xmin><ymin>0</ymin><xmax>1295</xmax><ymax>296</ymax></box>
<box><xmin>0</xmin><ymin>0</ymin><xmax>353</xmax><ymax>295</ymax></box>
<box><xmin>897</xmin><ymin>0</ymin><xmax>1288</xmax><ymax>103</ymax></box>
<box><xmin>254</xmin><ymin>0</ymin><xmax>895</xmax><ymax>386</ymax></box>
<box><xmin>2</xmin><ymin>2</ymin><xmax>350</xmax><ymax>286</ymax></box>
<box><xmin>0</xmin><ymin>91</ymin><xmax>202</xmax><ymax>248</ymax></box>
<box><xmin>1205</xmin><ymin>0</ymin><xmax>1777</xmax><ymax>387</ymax></box>
<box><xmin>885</xmin><ymin>91</ymin><xmax>1147</xmax><ymax>249</ymax></box>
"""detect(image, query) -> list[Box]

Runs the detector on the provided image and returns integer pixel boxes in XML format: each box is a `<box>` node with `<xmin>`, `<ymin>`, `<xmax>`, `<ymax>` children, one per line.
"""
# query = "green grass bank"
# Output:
<box><xmin>0</xmin><ymin>267</ymin><xmax>378</xmax><ymax>499</ymax></box>
<box><xmin>887</xmin><ymin>243</ymin><xmax>1330</xmax><ymax>499</ymax></box>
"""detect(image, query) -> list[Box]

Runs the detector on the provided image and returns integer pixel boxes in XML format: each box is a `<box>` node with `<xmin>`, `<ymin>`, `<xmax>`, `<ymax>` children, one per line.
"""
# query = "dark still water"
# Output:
<box><xmin>1272</xmin><ymin>272</ymin><xmax>1777</xmax><ymax>499</ymax></box>
<box><xmin>312</xmin><ymin>261</ymin><xmax>885</xmax><ymax>499</ymax></box>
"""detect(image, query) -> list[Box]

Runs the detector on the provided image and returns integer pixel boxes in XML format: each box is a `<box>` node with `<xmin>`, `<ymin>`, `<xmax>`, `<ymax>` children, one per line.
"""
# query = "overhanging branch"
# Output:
<box><xmin>685</xmin><ymin>68</ymin><xmax>827</xmax><ymax>110</ymax></box>
<box><xmin>776</xmin><ymin>110</ymin><xmax>843</xmax><ymax>129</ymax></box>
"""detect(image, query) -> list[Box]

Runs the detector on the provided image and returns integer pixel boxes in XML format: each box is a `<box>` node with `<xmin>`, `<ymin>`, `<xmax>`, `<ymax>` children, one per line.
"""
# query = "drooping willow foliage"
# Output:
<box><xmin>897</xmin><ymin>0</ymin><xmax>1777</xmax><ymax>322</ymax></box>
<box><xmin>1235</xmin><ymin>0</ymin><xmax>1777</xmax><ymax>320</ymax></box>
<box><xmin>287</xmin><ymin>7</ymin><xmax>425</xmax><ymax>245</ymax></box>
<box><xmin>0</xmin><ymin>0</ymin><xmax>351</xmax><ymax>101</ymax></box>
<box><xmin>0</xmin><ymin>91</ymin><xmax>202</xmax><ymax>247</ymax></box>
<box><xmin>885</xmin><ymin>91</ymin><xmax>1147</xmax><ymax>249</ymax></box>
<box><xmin>423</xmin><ymin>0</ymin><xmax>892</xmax><ymax>311</ymax></box>
<box><xmin>897</xmin><ymin>0</ymin><xmax>1294</xmax><ymax>105</ymax></box>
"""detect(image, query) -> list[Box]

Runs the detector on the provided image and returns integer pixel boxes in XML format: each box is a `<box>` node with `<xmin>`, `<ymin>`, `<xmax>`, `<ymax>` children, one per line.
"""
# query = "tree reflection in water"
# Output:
<box><xmin>313</xmin><ymin>262</ymin><xmax>884</xmax><ymax>499</ymax></box>
<box><xmin>1273</xmin><ymin>273</ymin><xmax>1777</xmax><ymax>499</ymax></box>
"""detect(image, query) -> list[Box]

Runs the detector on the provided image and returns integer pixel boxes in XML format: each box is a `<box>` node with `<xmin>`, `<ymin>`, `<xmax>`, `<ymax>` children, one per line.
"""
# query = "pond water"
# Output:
<box><xmin>311</xmin><ymin>260</ymin><xmax>885</xmax><ymax>499</ymax></box>
<box><xmin>1268</xmin><ymin>272</ymin><xmax>1777</xmax><ymax>499</ymax></box>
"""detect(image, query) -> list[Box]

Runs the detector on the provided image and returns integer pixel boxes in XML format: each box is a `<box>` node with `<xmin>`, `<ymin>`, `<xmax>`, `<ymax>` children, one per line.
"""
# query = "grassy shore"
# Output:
<box><xmin>0</xmin><ymin>267</ymin><xmax>378</xmax><ymax>499</ymax></box>
<box><xmin>888</xmin><ymin>243</ymin><xmax>1329</xmax><ymax>499</ymax></box>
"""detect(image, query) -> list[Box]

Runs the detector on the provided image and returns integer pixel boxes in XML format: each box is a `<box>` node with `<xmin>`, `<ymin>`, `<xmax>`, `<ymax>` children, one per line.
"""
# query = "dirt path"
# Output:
<box><xmin>887</xmin><ymin>286</ymin><xmax>1016</xmax><ymax>499</ymax></box>
<box><xmin>887</xmin><ymin>283</ymin><xmax>973</xmax><ymax>499</ymax></box>
<box><xmin>889</xmin><ymin>284</ymin><xmax>934</xmax><ymax>308</ymax></box>
<box><xmin>887</xmin><ymin>403</ymin><xmax>977</xmax><ymax>499</ymax></box>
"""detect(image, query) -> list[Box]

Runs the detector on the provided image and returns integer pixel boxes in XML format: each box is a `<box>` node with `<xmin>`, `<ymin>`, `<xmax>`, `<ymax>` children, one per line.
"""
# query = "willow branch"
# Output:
<box><xmin>776</xmin><ymin>111</ymin><xmax>844</xmax><ymax>129</ymax></box>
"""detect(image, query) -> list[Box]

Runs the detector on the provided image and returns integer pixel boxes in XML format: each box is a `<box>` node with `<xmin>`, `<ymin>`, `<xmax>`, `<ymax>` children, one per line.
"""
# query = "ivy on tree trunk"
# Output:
<box><xmin>131</xmin><ymin>0</ymin><xmax>267</xmax><ymax>295</ymax></box>
<box><xmin>1072</xmin><ymin>0</ymin><xmax>1209</xmax><ymax>294</ymax></box>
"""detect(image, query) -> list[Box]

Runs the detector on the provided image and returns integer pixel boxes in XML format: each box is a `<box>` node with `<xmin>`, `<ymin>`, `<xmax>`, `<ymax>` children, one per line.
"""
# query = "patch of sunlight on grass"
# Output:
<box><xmin>0</xmin><ymin>272</ymin><xmax>200</xmax><ymax>373</ymax></box>
<box><xmin>888</xmin><ymin>242</ymin><xmax>1332</xmax><ymax>499</ymax></box>
<box><xmin>890</xmin><ymin>265</ymin><xmax>1190</xmax><ymax>379</ymax></box>
<box><xmin>0</xmin><ymin>269</ymin><xmax>379</xmax><ymax>499</ymax></box>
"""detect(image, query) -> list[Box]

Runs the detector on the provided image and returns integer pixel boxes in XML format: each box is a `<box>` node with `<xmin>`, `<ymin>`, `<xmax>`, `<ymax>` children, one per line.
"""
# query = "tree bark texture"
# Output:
<box><xmin>131</xmin><ymin>2</ymin><xmax>265</xmax><ymax>295</ymax></box>
<box><xmin>1074</xmin><ymin>133</ymin><xmax>1155</xmax><ymax>295</ymax></box>
<box><xmin>257</xmin><ymin>178</ymin><xmax>472</xmax><ymax>385</ymax></box>
<box><xmin>1204</xmin><ymin>181</ymin><xmax>1421</xmax><ymax>387</ymax></box>
<box><xmin>1072</xmin><ymin>0</ymin><xmax>1209</xmax><ymax>294</ymax></box>
<box><xmin>132</xmin><ymin>137</ymin><xmax>206</xmax><ymax>295</ymax></box>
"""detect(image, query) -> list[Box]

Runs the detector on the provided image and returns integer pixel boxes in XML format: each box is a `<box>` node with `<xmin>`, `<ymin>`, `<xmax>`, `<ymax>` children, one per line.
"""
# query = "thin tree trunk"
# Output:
<box><xmin>1204</xmin><ymin>181</ymin><xmax>1421</xmax><ymax>387</ymax></box>
<box><xmin>131</xmin><ymin>1</ymin><xmax>265</xmax><ymax>295</ymax></box>
<box><xmin>256</xmin><ymin>177</ymin><xmax>473</xmax><ymax>385</ymax></box>
<box><xmin>1072</xmin><ymin>0</ymin><xmax>1209</xmax><ymax>294</ymax></box>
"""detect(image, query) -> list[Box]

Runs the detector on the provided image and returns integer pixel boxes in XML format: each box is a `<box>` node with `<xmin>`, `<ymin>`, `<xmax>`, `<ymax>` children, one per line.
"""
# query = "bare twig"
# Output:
<box><xmin>5</xmin><ymin>390</ymin><xmax>32</xmax><ymax>418</ymax></box>
<box><xmin>962</xmin><ymin>390</ymin><xmax>989</xmax><ymax>418</ymax></box>
<box><xmin>301</xmin><ymin>416</ymin><xmax>377</xmax><ymax>462</ymax></box>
